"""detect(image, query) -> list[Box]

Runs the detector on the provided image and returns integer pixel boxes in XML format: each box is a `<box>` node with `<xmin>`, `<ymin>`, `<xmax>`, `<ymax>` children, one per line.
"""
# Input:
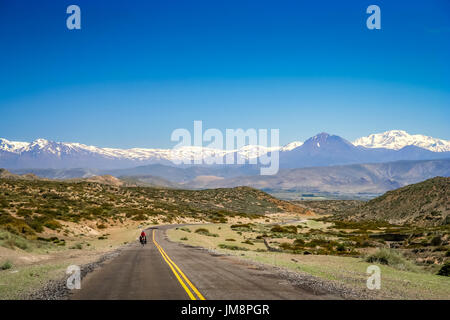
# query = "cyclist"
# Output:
<box><xmin>139</xmin><ymin>230</ymin><xmax>147</xmax><ymax>246</ymax></box>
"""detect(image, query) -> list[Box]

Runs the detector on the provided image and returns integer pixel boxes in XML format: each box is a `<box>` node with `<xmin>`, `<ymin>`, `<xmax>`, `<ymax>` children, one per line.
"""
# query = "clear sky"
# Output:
<box><xmin>0</xmin><ymin>0</ymin><xmax>449</xmax><ymax>148</ymax></box>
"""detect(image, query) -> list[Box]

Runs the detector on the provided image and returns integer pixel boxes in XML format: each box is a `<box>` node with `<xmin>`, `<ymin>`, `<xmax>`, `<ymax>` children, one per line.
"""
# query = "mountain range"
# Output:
<box><xmin>353</xmin><ymin>130</ymin><xmax>450</xmax><ymax>152</ymax></box>
<box><xmin>1</xmin><ymin>130</ymin><xmax>449</xmax><ymax>170</ymax></box>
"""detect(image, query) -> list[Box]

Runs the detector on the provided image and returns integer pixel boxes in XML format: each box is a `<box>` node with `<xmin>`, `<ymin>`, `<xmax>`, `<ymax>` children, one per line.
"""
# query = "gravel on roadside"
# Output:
<box><xmin>23</xmin><ymin>244</ymin><xmax>131</xmax><ymax>300</ymax></box>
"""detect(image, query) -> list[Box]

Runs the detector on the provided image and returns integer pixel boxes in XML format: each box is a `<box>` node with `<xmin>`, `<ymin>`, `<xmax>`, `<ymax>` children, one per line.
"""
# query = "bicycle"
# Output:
<box><xmin>139</xmin><ymin>235</ymin><xmax>147</xmax><ymax>247</ymax></box>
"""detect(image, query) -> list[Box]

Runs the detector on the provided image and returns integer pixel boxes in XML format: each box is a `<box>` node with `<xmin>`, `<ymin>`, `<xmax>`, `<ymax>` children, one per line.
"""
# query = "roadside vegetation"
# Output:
<box><xmin>365</xmin><ymin>248</ymin><xmax>418</xmax><ymax>272</ymax></box>
<box><xmin>168</xmin><ymin>219</ymin><xmax>450</xmax><ymax>299</ymax></box>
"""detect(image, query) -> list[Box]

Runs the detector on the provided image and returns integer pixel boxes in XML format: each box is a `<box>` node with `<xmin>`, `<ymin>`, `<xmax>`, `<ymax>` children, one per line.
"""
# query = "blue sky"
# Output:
<box><xmin>0</xmin><ymin>0</ymin><xmax>449</xmax><ymax>148</ymax></box>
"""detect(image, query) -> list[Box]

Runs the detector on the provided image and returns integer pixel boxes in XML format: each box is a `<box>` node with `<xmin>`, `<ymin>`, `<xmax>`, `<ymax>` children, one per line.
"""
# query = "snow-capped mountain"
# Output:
<box><xmin>0</xmin><ymin>138</ymin><xmax>301</xmax><ymax>169</ymax></box>
<box><xmin>280</xmin><ymin>132</ymin><xmax>450</xmax><ymax>169</ymax></box>
<box><xmin>353</xmin><ymin>130</ymin><xmax>450</xmax><ymax>152</ymax></box>
<box><xmin>1</xmin><ymin>130</ymin><xmax>448</xmax><ymax>170</ymax></box>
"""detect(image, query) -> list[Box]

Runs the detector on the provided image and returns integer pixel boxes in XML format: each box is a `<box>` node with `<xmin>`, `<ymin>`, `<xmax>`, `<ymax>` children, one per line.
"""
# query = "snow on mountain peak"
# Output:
<box><xmin>353</xmin><ymin>130</ymin><xmax>450</xmax><ymax>152</ymax></box>
<box><xmin>0</xmin><ymin>137</ymin><xmax>301</xmax><ymax>163</ymax></box>
<box><xmin>30</xmin><ymin>138</ymin><xmax>50</xmax><ymax>147</ymax></box>
<box><xmin>0</xmin><ymin>138</ymin><xmax>30</xmax><ymax>153</ymax></box>
<box><xmin>281</xmin><ymin>141</ymin><xmax>303</xmax><ymax>151</ymax></box>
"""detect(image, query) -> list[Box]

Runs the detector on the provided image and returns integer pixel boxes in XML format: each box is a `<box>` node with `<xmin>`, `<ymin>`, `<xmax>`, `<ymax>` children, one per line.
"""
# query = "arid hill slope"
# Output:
<box><xmin>0</xmin><ymin>177</ymin><xmax>311</xmax><ymax>238</ymax></box>
<box><xmin>340</xmin><ymin>177</ymin><xmax>449</xmax><ymax>226</ymax></box>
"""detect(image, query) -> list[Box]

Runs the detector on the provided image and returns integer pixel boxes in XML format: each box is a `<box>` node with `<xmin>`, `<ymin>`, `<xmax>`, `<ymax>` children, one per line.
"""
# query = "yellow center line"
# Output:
<box><xmin>154</xmin><ymin>232</ymin><xmax>206</xmax><ymax>300</ymax></box>
<box><xmin>152</xmin><ymin>229</ymin><xmax>206</xmax><ymax>300</ymax></box>
<box><xmin>153</xmin><ymin>236</ymin><xmax>196</xmax><ymax>300</ymax></box>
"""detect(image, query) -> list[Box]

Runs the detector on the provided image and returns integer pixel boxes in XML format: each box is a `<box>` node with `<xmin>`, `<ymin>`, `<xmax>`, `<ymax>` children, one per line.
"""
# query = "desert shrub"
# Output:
<box><xmin>218</xmin><ymin>244</ymin><xmax>249</xmax><ymax>251</ymax></box>
<box><xmin>305</xmin><ymin>238</ymin><xmax>335</xmax><ymax>248</ymax></box>
<box><xmin>132</xmin><ymin>213</ymin><xmax>147</xmax><ymax>221</ymax></box>
<box><xmin>70</xmin><ymin>243</ymin><xmax>83</xmax><ymax>250</ymax></box>
<box><xmin>437</xmin><ymin>262</ymin><xmax>450</xmax><ymax>276</ymax></box>
<box><xmin>365</xmin><ymin>248</ymin><xmax>417</xmax><ymax>272</ymax></box>
<box><xmin>225</xmin><ymin>238</ymin><xmax>236</xmax><ymax>241</ymax></box>
<box><xmin>270</xmin><ymin>225</ymin><xmax>297</xmax><ymax>234</ymax></box>
<box><xmin>293</xmin><ymin>239</ymin><xmax>305</xmax><ymax>246</ymax></box>
<box><xmin>430</xmin><ymin>236</ymin><xmax>442</xmax><ymax>246</ymax></box>
<box><xmin>0</xmin><ymin>212</ymin><xmax>35</xmax><ymax>236</ymax></box>
<box><xmin>44</xmin><ymin>219</ymin><xmax>62</xmax><ymax>230</ymax></box>
<box><xmin>195</xmin><ymin>228</ymin><xmax>218</xmax><ymax>237</ymax></box>
<box><xmin>180</xmin><ymin>227</ymin><xmax>191</xmax><ymax>233</ymax></box>
<box><xmin>97</xmin><ymin>223</ymin><xmax>107</xmax><ymax>229</ymax></box>
<box><xmin>1</xmin><ymin>235</ymin><xmax>29</xmax><ymax>250</ymax></box>
<box><xmin>180</xmin><ymin>237</ymin><xmax>188</xmax><ymax>241</ymax></box>
<box><xmin>336</xmin><ymin>243</ymin><xmax>346</xmax><ymax>252</ymax></box>
<box><xmin>1</xmin><ymin>261</ymin><xmax>12</xmax><ymax>270</ymax></box>
<box><xmin>17</xmin><ymin>209</ymin><xmax>32</xmax><ymax>217</ymax></box>
<box><xmin>279</xmin><ymin>243</ymin><xmax>293</xmax><ymax>250</ymax></box>
<box><xmin>242</xmin><ymin>239</ymin><xmax>254</xmax><ymax>245</ymax></box>
<box><xmin>230</xmin><ymin>223</ymin><xmax>252</xmax><ymax>230</ymax></box>
<box><xmin>13</xmin><ymin>237</ymin><xmax>29</xmax><ymax>250</ymax></box>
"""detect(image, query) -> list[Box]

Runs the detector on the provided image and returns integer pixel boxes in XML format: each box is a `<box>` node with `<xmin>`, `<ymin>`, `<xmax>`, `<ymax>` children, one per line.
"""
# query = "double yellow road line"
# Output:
<box><xmin>152</xmin><ymin>230</ymin><xmax>206</xmax><ymax>300</ymax></box>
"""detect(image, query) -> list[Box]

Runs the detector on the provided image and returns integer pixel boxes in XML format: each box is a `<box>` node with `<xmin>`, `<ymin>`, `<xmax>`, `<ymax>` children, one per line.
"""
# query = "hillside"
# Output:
<box><xmin>0</xmin><ymin>178</ymin><xmax>311</xmax><ymax>239</ymax></box>
<box><xmin>188</xmin><ymin>159</ymin><xmax>450</xmax><ymax>194</ymax></box>
<box><xmin>0</xmin><ymin>168</ymin><xmax>39</xmax><ymax>180</ymax></box>
<box><xmin>339</xmin><ymin>177</ymin><xmax>449</xmax><ymax>226</ymax></box>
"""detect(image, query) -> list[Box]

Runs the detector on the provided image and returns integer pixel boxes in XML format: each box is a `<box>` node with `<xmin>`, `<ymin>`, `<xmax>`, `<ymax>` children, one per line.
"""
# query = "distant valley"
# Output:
<box><xmin>7</xmin><ymin>158</ymin><xmax>450</xmax><ymax>199</ymax></box>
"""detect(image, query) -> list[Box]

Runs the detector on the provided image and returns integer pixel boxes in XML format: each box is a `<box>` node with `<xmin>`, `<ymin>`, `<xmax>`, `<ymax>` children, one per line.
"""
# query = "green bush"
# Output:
<box><xmin>17</xmin><ymin>209</ymin><xmax>32</xmax><ymax>217</ymax></box>
<box><xmin>70</xmin><ymin>243</ymin><xmax>83</xmax><ymax>250</ymax></box>
<box><xmin>218</xmin><ymin>244</ymin><xmax>249</xmax><ymax>251</ymax></box>
<box><xmin>230</xmin><ymin>223</ymin><xmax>252</xmax><ymax>230</ymax></box>
<box><xmin>180</xmin><ymin>237</ymin><xmax>188</xmax><ymax>241</ymax></box>
<box><xmin>430</xmin><ymin>236</ymin><xmax>442</xmax><ymax>246</ymax></box>
<box><xmin>365</xmin><ymin>248</ymin><xmax>417</xmax><ymax>272</ymax></box>
<box><xmin>279</xmin><ymin>242</ymin><xmax>293</xmax><ymax>250</ymax></box>
<box><xmin>0</xmin><ymin>231</ymin><xmax>29</xmax><ymax>251</ymax></box>
<box><xmin>270</xmin><ymin>225</ymin><xmax>297</xmax><ymax>234</ymax></box>
<box><xmin>1</xmin><ymin>261</ymin><xmax>12</xmax><ymax>270</ymax></box>
<box><xmin>44</xmin><ymin>219</ymin><xmax>62</xmax><ymax>230</ymax></box>
<box><xmin>437</xmin><ymin>262</ymin><xmax>450</xmax><ymax>276</ymax></box>
<box><xmin>13</xmin><ymin>238</ymin><xmax>29</xmax><ymax>250</ymax></box>
<box><xmin>195</xmin><ymin>228</ymin><xmax>219</xmax><ymax>237</ymax></box>
<box><xmin>293</xmin><ymin>239</ymin><xmax>305</xmax><ymax>246</ymax></box>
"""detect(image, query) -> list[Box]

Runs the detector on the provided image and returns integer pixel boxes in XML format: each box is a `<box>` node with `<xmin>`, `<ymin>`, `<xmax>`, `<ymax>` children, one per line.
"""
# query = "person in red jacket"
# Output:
<box><xmin>140</xmin><ymin>230</ymin><xmax>147</xmax><ymax>245</ymax></box>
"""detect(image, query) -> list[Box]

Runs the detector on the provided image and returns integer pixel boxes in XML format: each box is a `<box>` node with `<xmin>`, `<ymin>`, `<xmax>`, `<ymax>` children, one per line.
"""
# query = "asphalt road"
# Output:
<box><xmin>70</xmin><ymin>225</ymin><xmax>340</xmax><ymax>300</ymax></box>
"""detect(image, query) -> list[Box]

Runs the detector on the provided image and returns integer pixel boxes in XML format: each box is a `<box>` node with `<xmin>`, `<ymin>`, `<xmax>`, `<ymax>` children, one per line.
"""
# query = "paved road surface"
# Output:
<box><xmin>70</xmin><ymin>225</ymin><xmax>340</xmax><ymax>300</ymax></box>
